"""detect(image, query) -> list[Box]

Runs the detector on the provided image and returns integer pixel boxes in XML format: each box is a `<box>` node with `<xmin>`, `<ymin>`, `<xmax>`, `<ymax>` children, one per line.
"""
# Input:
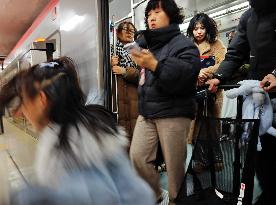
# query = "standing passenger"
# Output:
<box><xmin>207</xmin><ymin>0</ymin><xmax>276</xmax><ymax>204</ymax></box>
<box><xmin>186</xmin><ymin>13</ymin><xmax>226</xmax><ymax>171</ymax></box>
<box><xmin>111</xmin><ymin>22</ymin><xmax>139</xmax><ymax>145</ymax></box>
<box><xmin>0</xmin><ymin>57</ymin><xmax>155</xmax><ymax>205</ymax></box>
<box><xmin>129</xmin><ymin>0</ymin><xmax>201</xmax><ymax>204</ymax></box>
<box><xmin>187</xmin><ymin>13</ymin><xmax>226</xmax><ymax>89</ymax></box>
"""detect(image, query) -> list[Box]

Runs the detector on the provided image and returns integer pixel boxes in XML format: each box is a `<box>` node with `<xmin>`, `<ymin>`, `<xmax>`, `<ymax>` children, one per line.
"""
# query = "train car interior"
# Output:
<box><xmin>0</xmin><ymin>0</ymin><xmax>273</xmax><ymax>204</ymax></box>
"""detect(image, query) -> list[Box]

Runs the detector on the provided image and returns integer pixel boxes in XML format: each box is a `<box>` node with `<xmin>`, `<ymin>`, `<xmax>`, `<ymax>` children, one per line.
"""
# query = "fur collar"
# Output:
<box><xmin>196</xmin><ymin>40</ymin><xmax>211</xmax><ymax>56</ymax></box>
<box><xmin>34</xmin><ymin>123</ymin><xmax>127</xmax><ymax>187</ymax></box>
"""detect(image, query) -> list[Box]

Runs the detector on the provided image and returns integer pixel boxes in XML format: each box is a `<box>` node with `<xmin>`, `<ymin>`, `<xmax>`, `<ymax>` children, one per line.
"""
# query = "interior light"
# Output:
<box><xmin>35</xmin><ymin>38</ymin><xmax>46</xmax><ymax>42</ymax></box>
<box><xmin>60</xmin><ymin>15</ymin><xmax>85</xmax><ymax>31</ymax></box>
<box><xmin>209</xmin><ymin>2</ymin><xmax>249</xmax><ymax>18</ymax></box>
<box><xmin>179</xmin><ymin>1</ymin><xmax>250</xmax><ymax>32</ymax></box>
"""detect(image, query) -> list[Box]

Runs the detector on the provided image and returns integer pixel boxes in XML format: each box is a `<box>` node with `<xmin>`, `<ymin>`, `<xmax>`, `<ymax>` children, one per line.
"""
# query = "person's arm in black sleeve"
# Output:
<box><xmin>214</xmin><ymin>9</ymin><xmax>252</xmax><ymax>82</ymax></box>
<box><xmin>153</xmin><ymin>42</ymin><xmax>201</xmax><ymax>95</ymax></box>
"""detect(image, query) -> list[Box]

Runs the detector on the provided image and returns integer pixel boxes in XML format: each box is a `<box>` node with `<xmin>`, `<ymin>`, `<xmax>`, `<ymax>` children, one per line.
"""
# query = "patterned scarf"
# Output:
<box><xmin>111</xmin><ymin>41</ymin><xmax>137</xmax><ymax>69</ymax></box>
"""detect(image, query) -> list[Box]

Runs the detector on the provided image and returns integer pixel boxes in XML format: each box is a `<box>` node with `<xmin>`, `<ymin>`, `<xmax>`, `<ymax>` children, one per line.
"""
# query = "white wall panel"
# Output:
<box><xmin>109</xmin><ymin>0</ymin><xmax>131</xmax><ymax>22</ymax></box>
<box><xmin>134</xmin><ymin>1</ymin><xmax>147</xmax><ymax>30</ymax></box>
<box><xmin>60</xmin><ymin>0</ymin><xmax>102</xmax><ymax>96</ymax></box>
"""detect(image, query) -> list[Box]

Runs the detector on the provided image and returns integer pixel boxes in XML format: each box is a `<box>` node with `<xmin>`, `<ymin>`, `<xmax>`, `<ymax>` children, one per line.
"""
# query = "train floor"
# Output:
<box><xmin>0</xmin><ymin>118</ymin><xmax>36</xmax><ymax>203</ymax></box>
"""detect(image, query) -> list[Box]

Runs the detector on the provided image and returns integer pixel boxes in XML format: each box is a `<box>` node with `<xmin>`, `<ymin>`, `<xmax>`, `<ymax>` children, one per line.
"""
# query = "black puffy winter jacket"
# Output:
<box><xmin>136</xmin><ymin>24</ymin><xmax>201</xmax><ymax>119</ymax></box>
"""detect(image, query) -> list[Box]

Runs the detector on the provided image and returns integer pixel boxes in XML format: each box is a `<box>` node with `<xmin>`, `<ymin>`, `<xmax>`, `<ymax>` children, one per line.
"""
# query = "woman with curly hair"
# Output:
<box><xmin>186</xmin><ymin>13</ymin><xmax>226</xmax><ymax>171</ymax></box>
<box><xmin>187</xmin><ymin>13</ymin><xmax>226</xmax><ymax>88</ymax></box>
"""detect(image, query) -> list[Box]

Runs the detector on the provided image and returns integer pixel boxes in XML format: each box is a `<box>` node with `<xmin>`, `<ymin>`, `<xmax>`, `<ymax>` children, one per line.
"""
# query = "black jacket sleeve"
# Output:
<box><xmin>215</xmin><ymin>9</ymin><xmax>252</xmax><ymax>81</ymax></box>
<box><xmin>153</xmin><ymin>36</ymin><xmax>201</xmax><ymax>95</ymax></box>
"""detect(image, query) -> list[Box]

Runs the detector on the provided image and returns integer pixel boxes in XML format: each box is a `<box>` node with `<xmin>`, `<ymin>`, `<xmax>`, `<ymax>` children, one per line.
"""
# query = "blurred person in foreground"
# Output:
<box><xmin>207</xmin><ymin>0</ymin><xmax>276</xmax><ymax>204</ymax></box>
<box><xmin>0</xmin><ymin>56</ymin><xmax>155</xmax><ymax>205</ymax></box>
<box><xmin>110</xmin><ymin>21</ymin><xmax>139</xmax><ymax>146</ymax></box>
<box><xmin>129</xmin><ymin>0</ymin><xmax>201</xmax><ymax>204</ymax></box>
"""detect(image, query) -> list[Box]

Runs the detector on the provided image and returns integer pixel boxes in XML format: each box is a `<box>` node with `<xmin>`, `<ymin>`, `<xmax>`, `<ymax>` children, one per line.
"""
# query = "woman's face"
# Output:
<box><xmin>147</xmin><ymin>6</ymin><xmax>170</xmax><ymax>29</ymax></box>
<box><xmin>18</xmin><ymin>89</ymin><xmax>49</xmax><ymax>131</ymax></box>
<box><xmin>193</xmin><ymin>22</ymin><xmax>206</xmax><ymax>43</ymax></box>
<box><xmin>117</xmin><ymin>24</ymin><xmax>135</xmax><ymax>44</ymax></box>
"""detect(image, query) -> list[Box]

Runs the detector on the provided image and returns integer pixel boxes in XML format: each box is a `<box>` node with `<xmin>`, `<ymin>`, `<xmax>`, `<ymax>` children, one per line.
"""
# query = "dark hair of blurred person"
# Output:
<box><xmin>0</xmin><ymin>57</ymin><xmax>155</xmax><ymax>205</ymax></box>
<box><xmin>1</xmin><ymin>57</ymin><xmax>117</xmax><ymax>140</ymax></box>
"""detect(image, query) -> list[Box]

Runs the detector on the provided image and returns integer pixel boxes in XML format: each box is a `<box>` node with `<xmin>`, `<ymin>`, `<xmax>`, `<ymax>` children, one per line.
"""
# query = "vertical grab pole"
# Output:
<box><xmin>131</xmin><ymin>0</ymin><xmax>135</xmax><ymax>25</ymax></box>
<box><xmin>100</xmin><ymin>0</ymin><xmax>112</xmax><ymax>112</ymax></box>
<box><xmin>110</xmin><ymin>15</ymin><xmax>119</xmax><ymax>121</ymax></box>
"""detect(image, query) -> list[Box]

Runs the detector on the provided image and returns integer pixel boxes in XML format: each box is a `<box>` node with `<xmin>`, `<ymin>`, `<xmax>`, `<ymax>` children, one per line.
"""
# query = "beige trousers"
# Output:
<box><xmin>130</xmin><ymin>115</ymin><xmax>191</xmax><ymax>204</ymax></box>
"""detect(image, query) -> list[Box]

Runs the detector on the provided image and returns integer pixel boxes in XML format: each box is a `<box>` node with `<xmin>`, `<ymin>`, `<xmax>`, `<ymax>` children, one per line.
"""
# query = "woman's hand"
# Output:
<box><xmin>130</xmin><ymin>49</ymin><xmax>158</xmax><ymax>72</ymax></box>
<box><xmin>206</xmin><ymin>78</ymin><xmax>220</xmax><ymax>93</ymax></box>
<box><xmin>112</xmin><ymin>66</ymin><xmax>126</xmax><ymax>75</ymax></box>
<box><xmin>111</xmin><ymin>56</ymin><xmax>119</xmax><ymax>66</ymax></box>
<box><xmin>198</xmin><ymin>68</ymin><xmax>212</xmax><ymax>86</ymax></box>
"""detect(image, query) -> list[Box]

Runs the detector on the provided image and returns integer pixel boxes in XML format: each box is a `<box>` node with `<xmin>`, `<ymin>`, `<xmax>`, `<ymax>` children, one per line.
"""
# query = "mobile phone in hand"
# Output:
<box><xmin>124</xmin><ymin>42</ymin><xmax>141</xmax><ymax>53</ymax></box>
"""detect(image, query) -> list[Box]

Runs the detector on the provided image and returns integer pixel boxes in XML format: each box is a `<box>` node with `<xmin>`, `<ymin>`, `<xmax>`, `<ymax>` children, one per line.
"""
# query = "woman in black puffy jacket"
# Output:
<box><xmin>129</xmin><ymin>0</ymin><xmax>201</xmax><ymax>204</ymax></box>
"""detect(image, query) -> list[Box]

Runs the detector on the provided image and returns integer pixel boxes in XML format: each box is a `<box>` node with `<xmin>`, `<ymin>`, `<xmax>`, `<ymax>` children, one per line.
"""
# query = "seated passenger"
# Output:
<box><xmin>0</xmin><ymin>56</ymin><xmax>154</xmax><ymax>205</ymax></box>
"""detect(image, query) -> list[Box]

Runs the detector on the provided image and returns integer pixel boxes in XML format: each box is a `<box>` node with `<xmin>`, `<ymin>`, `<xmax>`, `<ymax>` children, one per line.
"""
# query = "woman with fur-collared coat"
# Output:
<box><xmin>186</xmin><ymin>13</ymin><xmax>226</xmax><ymax>145</ymax></box>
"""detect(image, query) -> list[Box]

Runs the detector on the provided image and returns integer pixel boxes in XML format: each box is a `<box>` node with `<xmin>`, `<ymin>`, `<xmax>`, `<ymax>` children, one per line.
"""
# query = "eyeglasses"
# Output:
<box><xmin>122</xmin><ymin>28</ymin><xmax>135</xmax><ymax>34</ymax></box>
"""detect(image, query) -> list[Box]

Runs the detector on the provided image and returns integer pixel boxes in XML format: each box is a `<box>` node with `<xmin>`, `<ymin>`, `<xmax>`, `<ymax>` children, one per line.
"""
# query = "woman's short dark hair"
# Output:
<box><xmin>187</xmin><ymin>13</ymin><xmax>218</xmax><ymax>44</ymax></box>
<box><xmin>144</xmin><ymin>0</ymin><xmax>184</xmax><ymax>29</ymax></box>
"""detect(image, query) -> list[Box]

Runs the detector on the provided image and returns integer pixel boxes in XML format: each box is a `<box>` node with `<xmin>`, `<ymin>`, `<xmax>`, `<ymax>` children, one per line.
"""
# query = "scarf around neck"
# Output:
<box><xmin>136</xmin><ymin>24</ymin><xmax>181</xmax><ymax>50</ymax></box>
